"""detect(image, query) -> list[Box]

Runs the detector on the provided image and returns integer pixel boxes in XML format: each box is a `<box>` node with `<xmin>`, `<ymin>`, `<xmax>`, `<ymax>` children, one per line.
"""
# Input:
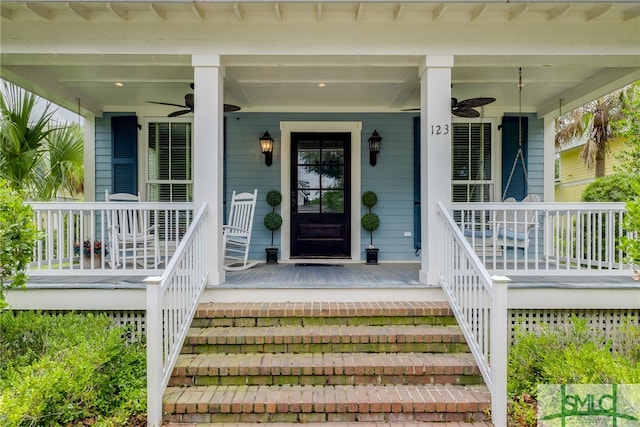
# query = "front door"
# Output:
<box><xmin>290</xmin><ymin>132</ymin><xmax>351</xmax><ymax>257</ymax></box>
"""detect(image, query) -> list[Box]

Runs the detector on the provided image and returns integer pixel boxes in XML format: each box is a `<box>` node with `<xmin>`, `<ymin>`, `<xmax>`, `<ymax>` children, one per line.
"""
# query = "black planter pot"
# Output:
<box><xmin>265</xmin><ymin>247</ymin><xmax>279</xmax><ymax>264</ymax></box>
<box><xmin>365</xmin><ymin>247</ymin><xmax>379</xmax><ymax>265</ymax></box>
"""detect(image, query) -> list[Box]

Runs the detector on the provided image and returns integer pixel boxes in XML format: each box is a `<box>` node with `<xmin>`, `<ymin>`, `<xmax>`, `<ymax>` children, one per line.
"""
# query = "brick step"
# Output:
<box><xmin>193</xmin><ymin>301</ymin><xmax>456</xmax><ymax>328</ymax></box>
<box><xmin>170</xmin><ymin>352</ymin><xmax>483</xmax><ymax>387</ymax></box>
<box><xmin>163</xmin><ymin>384</ymin><xmax>491</xmax><ymax>424</ymax></box>
<box><xmin>166</xmin><ymin>422</ymin><xmax>494</xmax><ymax>427</ymax></box>
<box><xmin>183</xmin><ymin>325</ymin><xmax>468</xmax><ymax>354</ymax></box>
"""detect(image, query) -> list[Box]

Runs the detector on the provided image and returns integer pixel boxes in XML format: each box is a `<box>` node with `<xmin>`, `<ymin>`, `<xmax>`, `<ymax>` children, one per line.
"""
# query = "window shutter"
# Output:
<box><xmin>112</xmin><ymin>116</ymin><xmax>138</xmax><ymax>194</ymax></box>
<box><xmin>413</xmin><ymin>117</ymin><xmax>421</xmax><ymax>251</ymax></box>
<box><xmin>501</xmin><ymin>116</ymin><xmax>528</xmax><ymax>201</ymax></box>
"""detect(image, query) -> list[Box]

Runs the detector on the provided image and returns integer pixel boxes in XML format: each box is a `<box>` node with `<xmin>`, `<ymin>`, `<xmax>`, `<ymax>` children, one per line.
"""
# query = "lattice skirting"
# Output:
<box><xmin>509</xmin><ymin>308</ymin><xmax>640</xmax><ymax>344</ymax></box>
<box><xmin>14</xmin><ymin>310</ymin><xmax>146</xmax><ymax>343</ymax></box>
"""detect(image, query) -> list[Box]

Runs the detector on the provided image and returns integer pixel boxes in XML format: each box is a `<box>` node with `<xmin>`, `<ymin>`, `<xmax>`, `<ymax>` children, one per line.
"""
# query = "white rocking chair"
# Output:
<box><xmin>223</xmin><ymin>189</ymin><xmax>258</xmax><ymax>271</ymax></box>
<box><xmin>105</xmin><ymin>190</ymin><xmax>160</xmax><ymax>268</ymax></box>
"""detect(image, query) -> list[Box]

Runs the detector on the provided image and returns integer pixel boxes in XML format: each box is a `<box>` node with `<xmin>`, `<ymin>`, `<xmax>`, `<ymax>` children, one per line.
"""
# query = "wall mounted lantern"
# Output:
<box><xmin>260</xmin><ymin>131</ymin><xmax>274</xmax><ymax>166</ymax></box>
<box><xmin>368</xmin><ymin>130</ymin><xmax>382</xmax><ymax>166</ymax></box>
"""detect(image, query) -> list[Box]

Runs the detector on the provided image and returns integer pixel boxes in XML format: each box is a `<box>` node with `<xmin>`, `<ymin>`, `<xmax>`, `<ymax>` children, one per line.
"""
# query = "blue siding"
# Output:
<box><xmin>95</xmin><ymin>111</ymin><xmax>546</xmax><ymax>262</ymax></box>
<box><xmin>225</xmin><ymin>113</ymin><xmax>419</xmax><ymax>262</ymax></box>
<box><xmin>95</xmin><ymin>112</ymin><xmax>136</xmax><ymax>201</ymax></box>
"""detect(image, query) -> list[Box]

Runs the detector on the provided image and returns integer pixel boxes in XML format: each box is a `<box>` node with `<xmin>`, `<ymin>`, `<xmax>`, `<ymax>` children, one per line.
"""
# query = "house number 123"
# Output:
<box><xmin>431</xmin><ymin>125</ymin><xmax>449</xmax><ymax>135</ymax></box>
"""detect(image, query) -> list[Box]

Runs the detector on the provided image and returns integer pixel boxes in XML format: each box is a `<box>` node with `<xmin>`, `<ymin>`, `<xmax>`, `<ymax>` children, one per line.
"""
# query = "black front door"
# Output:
<box><xmin>290</xmin><ymin>132</ymin><xmax>351</xmax><ymax>258</ymax></box>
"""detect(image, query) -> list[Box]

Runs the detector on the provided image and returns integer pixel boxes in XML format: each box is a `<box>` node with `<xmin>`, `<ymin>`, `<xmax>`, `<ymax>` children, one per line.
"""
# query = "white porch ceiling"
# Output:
<box><xmin>1</xmin><ymin>1</ymin><xmax>639</xmax><ymax>118</ymax></box>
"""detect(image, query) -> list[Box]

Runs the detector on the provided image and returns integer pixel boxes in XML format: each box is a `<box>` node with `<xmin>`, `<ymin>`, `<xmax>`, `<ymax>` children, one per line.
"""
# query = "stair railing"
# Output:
<box><xmin>145</xmin><ymin>202</ymin><xmax>209</xmax><ymax>427</ymax></box>
<box><xmin>436</xmin><ymin>202</ymin><xmax>508</xmax><ymax>426</ymax></box>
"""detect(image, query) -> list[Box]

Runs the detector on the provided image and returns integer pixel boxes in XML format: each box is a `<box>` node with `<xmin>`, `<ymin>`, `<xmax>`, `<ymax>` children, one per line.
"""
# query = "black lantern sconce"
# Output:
<box><xmin>260</xmin><ymin>131</ymin><xmax>274</xmax><ymax>166</ymax></box>
<box><xmin>368</xmin><ymin>130</ymin><xmax>382</xmax><ymax>166</ymax></box>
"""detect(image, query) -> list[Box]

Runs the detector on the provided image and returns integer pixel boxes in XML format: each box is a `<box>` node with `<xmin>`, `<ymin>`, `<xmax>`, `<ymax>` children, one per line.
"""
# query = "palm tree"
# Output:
<box><xmin>555</xmin><ymin>87</ymin><xmax>630</xmax><ymax>178</ymax></box>
<box><xmin>0</xmin><ymin>81</ymin><xmax>84</xmax><ymax>200</ymax></box>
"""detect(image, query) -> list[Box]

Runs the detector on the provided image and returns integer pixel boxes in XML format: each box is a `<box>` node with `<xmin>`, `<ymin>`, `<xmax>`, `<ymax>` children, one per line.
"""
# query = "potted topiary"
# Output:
<box><xmin>361</xmin><ymin>191</ymin><xmax>380</xmax><ymax>265</ymax></box>
<box><xmin>264</xmin><ymin>190</ymin><xmax>283</xmax><ymax>264</ymax></box>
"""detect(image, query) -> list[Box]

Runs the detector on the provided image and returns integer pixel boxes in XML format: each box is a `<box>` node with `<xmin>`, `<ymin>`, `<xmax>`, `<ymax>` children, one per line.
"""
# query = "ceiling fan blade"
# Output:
<box><xmin>452</xmin><ymin>108</ymin><xmax>481</xmax><ymax>118</ymax></box>
<box><xmin>456</xmin><ymin>97</ymin><xmax>496</xmax><ymax>109</ymax></box>
<box><xmin>451</xmin><ymin>97</ymin><xmax>459</xmax><ymax>108</ymax></box>
<box><xmin>168</xmin><ymin>109</ymin><xmax>191</xmax><ymax>117</ymax></box>
<box><xmin>401</xmin><ymin>108</ymin><xmax>420</xmax><ymax>111</ymax></box>
<box><xmin>148</xmin><ymin>101</ymin><xmax>187</xmax><ymax>108</ymax></box>
<box><xmin>224</xmin><ymin>104</ymin><xmax>241</xmax><ymax>112</ymax></box>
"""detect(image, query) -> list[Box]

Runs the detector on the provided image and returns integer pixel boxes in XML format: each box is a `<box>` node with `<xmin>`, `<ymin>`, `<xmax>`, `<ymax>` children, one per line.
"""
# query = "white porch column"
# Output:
<box><xmin>192</xmin><ymin>55</ymin><xmax>225</xmax><ymax>285</ymax></box>
<box><xmin>83</xmin><ymin>116</ymin><xmax>96</xmax><ymax>201</ymax></box>
<box><xmin>419</xmin><ymin>55</ymin><xmax>453</xmax><ymax>285</ymax></box>
<box><xmin>543</xmin><ymin>116</ymin><xmax>555</xmax><ymax>202</ymax></box>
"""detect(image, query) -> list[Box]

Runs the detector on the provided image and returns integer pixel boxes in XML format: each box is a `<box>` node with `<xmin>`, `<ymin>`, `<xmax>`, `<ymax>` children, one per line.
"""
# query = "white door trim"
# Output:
<box><xmin>280</xmin><ymin>121</ymin><xmax>362</xmax><ymax>261</ymax></box>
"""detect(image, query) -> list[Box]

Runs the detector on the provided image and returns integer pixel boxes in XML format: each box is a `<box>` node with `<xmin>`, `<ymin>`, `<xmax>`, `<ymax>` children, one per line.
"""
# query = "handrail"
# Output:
<box><xmin>437</xmin><ymin>201</ymin><xmax>508</xmax><ymax>426</ymax></box>
<box><xmin>145</xmin><ymin>202</ymin><xmax>209</xmax><ymax>427</ymax></box>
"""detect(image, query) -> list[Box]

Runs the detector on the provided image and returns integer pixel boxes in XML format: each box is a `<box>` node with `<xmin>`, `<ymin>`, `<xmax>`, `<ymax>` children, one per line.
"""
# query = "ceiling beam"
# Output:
<box><xmin>65</xmin><ymin>2</ymin><xmax>90</xmax><ymax>20</ymax></box>
<box><xmin>471</xmin><ymin>4</ymin><xmax>487</xmax><ymax>21</ymax></box>
<box><xmin>586</xmin><ymin>4</ymin><xmax>612</xmax><ymax>21</ymax></box>
<box><xmin>538</xmin><ymin>67</ymin><xmax>640</xmax><ymax>118</ymax></box>
<box><xmin>432</xmin><ymin>3</ymin><xmax>447</xmax><ymax>21</ymax></box>
<box><xmin>23</xmin><ymin>3</ymin><xmax>52</xmax><ymax>20</ymax></box>
<box><xmin>1</xmin><ymin>6</ymin><xmax>13</xmax><ymax>19</ymax></box>
<box><xmin>356</xmin><ymin>3</ymin><xmax>365</xmax><ymax>21</ymax></box>
<box><xmin>191</xmin><ymin>3</ymin><xmax>205</xmax><ymax>21</ymax></box>
<box><xmin>509</xmin><ymin>4</ymin><xmax>528</xmax><ymax>21</ymax></box>
<box><xmin>623</xmin><ymin>8</ymin><xmax>640</xmax><ymax>22</ymax></box>
<box><xmin>548</xmin><ymin>4</ymin><xmax>570</xmax><ymax>22</ymax></box>
<box><xmin>233</xmin><ymin>3</ymin><xmax>244</xmax><ymax>21</ymax></box>
<box><xmin>149</xmin><ymin>4</ymin><xmax>167</xmax><ymax>21</ymax></box>
<box><xmin>106</xmin><ymin>3</ymin><xmax>128</xmax><ymax>21</ymax></box>
<box><xmin>393</xmin><ymin>3</ymin><xmax>405</xmax><ymax>21</ymax></box>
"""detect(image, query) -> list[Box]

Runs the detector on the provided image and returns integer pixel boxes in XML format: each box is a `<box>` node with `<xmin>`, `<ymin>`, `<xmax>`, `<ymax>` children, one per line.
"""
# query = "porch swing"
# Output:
<box><xmin>502</xmin><ymin>67</ymin><xmax>532</xmax><ymax>203</ymax></box>
<box><xmin>495</xmin><ymin>67</ymin><xmax>539</xmax><ymax>249</ymax></box>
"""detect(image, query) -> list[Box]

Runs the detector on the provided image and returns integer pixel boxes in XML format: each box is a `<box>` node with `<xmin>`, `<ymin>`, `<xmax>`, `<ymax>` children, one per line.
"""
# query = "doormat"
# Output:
<box><xmin>294</xmin><ymin>263</ymin><xmax>344</xmax><ymax>267</ymax></box>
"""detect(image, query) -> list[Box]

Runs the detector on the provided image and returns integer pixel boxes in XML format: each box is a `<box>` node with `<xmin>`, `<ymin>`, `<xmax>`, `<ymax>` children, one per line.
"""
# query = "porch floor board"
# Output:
<box><xmin>22</xmin><ymin>262</ymin><xmax>635</xmax><ymax>289</ymax></box>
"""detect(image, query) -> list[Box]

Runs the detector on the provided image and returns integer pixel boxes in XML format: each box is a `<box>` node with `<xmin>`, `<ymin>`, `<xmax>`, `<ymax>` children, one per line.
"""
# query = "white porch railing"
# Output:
<box><xmin>452</xmin><ymin>202</ymin><xmax>630</xmax><ymax>275</ymax></box>
<box><xmin>145</xmin><ymin>202</ymin><xmax>209</xmax><ymax>427</ymax></box>
<box><xmin>437</xmin><ymin>202</ymin><xmax>508</xmax><ymax>426</ymax></box>
<box><xmin>29</xmin><ymin>202</ymin><xmax>195</xmax><ymax>275</ymax></box>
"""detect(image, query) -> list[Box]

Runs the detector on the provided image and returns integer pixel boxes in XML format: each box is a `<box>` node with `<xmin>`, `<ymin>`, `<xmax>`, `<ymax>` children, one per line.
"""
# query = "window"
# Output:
<box><xmin>147</xmin><ymin>121</ymin><xmax>193</xmax><ymax>202</ymax></box>
<box><xmin>452</xmin><ymin>121</ymin><xmax>494</xmax><ymax>202</ymax></box>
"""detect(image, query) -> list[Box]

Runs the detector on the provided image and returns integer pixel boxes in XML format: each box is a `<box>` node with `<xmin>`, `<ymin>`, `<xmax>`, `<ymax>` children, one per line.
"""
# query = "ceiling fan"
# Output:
<box><xmin>147</xmin><ymin>83</ymin><xmax>241</xmax><ymax>117</ymax></box>
<box><xmin>450</xmin><ymin>97</ymin><xmax>495</xmax><ymax>117</ymax></box>
<box><xmin>402</xmin><ymin>96</ymin><xmax>496</xmax><ymax>117</ymax></box>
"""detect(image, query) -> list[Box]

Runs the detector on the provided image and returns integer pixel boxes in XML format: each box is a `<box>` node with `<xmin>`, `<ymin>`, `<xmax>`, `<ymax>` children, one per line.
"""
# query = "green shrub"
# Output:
<box><xmin>0</xmin><ymin>180</ymin><xmax>41</xmax><ymax>308</ymax></box>
<box><xmin>0</xmin><ymin>311</ymin><xmax>146</xmax><ymax>427</ymax></box>
<box><xmin>581</xmin><ymin>172</ymin><xmax>640</xmax><ymax>202</ymax></box>
<box><xmin>508</xmin><ymin>317</ymin><xmax>640</xmax><ymax>426</ymax></box>
<box><xmin>618</xmin><ymin>182</ymin><xmax>640</xmax><ymax>268</ymax></box>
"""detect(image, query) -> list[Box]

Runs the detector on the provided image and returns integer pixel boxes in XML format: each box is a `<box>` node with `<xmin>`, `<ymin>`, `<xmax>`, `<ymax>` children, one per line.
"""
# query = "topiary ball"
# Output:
<box><xmin>362</xmin><ymin>191</ymin><xmax>377</xmax><ymax>208</ymax></box>
<box><xmin>264</xmin><ymin>212</ymin><xmax>283</xmax><ymax>231</ymax></box>
<box><xmin>266</xmin><ymin>190</ymin><xmax>282</xmax><ymax>207</ymax></box>
<box><xmin>361</xmin><ymin>212</ymin><xmax>380</xmax><ymax>232</ymax></box>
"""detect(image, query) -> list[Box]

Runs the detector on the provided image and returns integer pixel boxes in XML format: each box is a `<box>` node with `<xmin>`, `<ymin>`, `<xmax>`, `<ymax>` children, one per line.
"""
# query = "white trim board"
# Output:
<box><xmin>280</xmin><ymin>121</ymin><xmax>362</xmax><ymax>261</ymax></box>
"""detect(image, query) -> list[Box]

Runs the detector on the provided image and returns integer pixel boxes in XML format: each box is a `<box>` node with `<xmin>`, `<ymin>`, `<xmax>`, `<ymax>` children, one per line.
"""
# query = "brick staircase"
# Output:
<box><xmin>163</xmin><ymin>301</ymin><xmax>492</xmax><ymax>425</ymax></box>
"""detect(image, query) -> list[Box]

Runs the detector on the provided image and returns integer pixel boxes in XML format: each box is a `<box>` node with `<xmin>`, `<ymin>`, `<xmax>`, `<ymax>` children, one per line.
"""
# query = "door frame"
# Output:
<box><xmin>280</xmin><ymin>121</ymin><xmax>362</xmax><ymax>261</ymax></box>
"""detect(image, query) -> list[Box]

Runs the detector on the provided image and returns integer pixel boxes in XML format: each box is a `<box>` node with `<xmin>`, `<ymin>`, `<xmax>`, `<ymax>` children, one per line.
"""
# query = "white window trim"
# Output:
<box><xmin>451</xmin><ymin>117</ymin><xmax>500</xmax><ymax>202</ymax></box>
<box><xmin>139</xmin><ymin>117</ymin><xmax>193</xmax><ymax>202</ymax></box>
<box><xmin>280</xmin><ymin>121</ymin><xmax>362</xmax><ymax>261</ymax></box>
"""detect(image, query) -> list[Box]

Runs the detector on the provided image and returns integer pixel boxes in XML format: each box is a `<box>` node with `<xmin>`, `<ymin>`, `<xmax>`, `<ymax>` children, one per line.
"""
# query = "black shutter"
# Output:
<box><xmin>501</xmin><ymin>116</ymin><xmax>528</xmax><ymax>201</ymax></box>
<box><xmin>111</xmin><ymin>116</ymin><xmax>138</xmax><ymax>194</ymax></box>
